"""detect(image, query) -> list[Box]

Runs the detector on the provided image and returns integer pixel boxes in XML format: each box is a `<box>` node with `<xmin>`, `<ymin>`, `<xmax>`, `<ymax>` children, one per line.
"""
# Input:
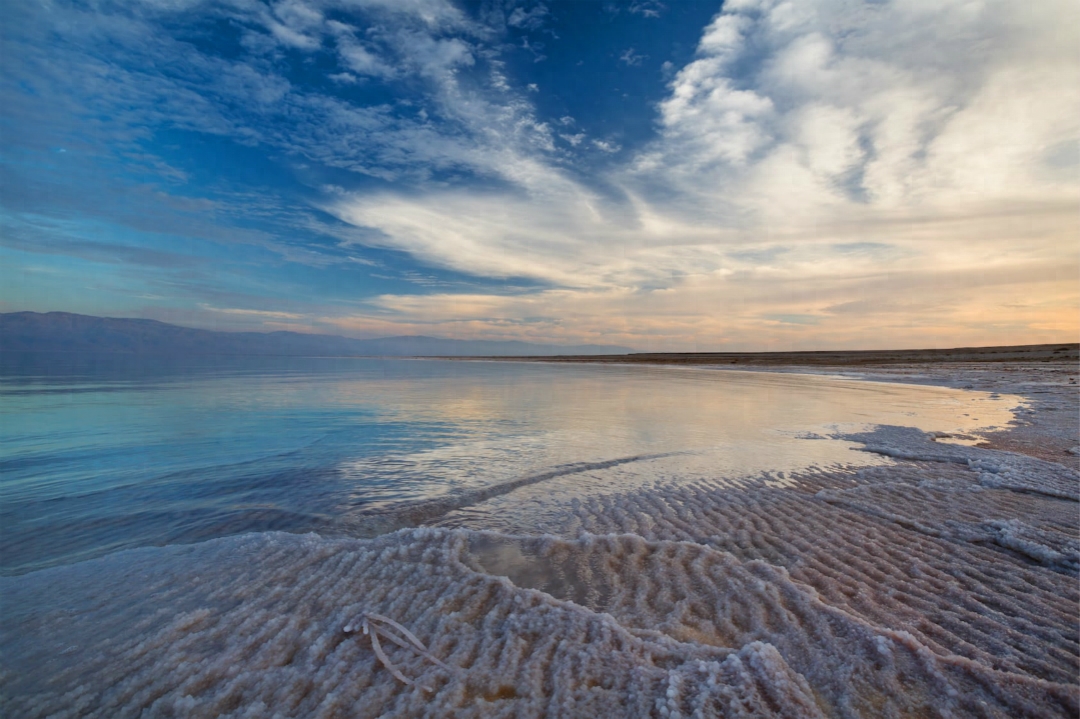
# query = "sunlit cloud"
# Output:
<box><xmin>199</xmin><ymin>305</ymin><xmax>308</xmax><ymax>321</ymax></box>
<box><xmin>323</xmin><ymin>0</ymin><xmax>1078</xmax><ymax>348</ymax></box>
<box><xmin>2</xmin><ymin>0</ymin><xmax>1077</xmax><ymax>349</ymax></box>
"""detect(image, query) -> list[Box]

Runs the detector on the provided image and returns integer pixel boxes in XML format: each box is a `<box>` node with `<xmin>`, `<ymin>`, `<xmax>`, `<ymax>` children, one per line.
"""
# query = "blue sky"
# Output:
<box><xmin>2</xmin><ymin>0</ymin><xmax>1078</xmax><ymax>350</ymax></box>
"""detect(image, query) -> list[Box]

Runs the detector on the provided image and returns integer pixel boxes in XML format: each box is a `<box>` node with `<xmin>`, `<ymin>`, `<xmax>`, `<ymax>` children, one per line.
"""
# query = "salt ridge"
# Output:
<box><xmin>2</xmin><ymin>406</ymin><xmax>1077</xmax><ymax>716</ymax></box>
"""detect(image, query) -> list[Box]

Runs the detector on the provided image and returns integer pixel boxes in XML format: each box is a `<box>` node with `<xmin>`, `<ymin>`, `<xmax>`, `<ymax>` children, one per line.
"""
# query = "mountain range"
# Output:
<box><xmin>0</xmin><ymin>312</ymin><xmax>633</xmax><ymax>357</ymax></box>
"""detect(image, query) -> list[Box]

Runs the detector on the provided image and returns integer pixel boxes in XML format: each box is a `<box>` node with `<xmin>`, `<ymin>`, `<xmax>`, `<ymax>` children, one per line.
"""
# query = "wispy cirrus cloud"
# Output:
<box><xmin>2</xmin><ymin>0</ymin><xmax>1077</xmax><ymax>349</ymax></box>
<box><xmin>199</xmin><ymin>304</ymin><xmax>307</xmax><ymax>320</ymax></box>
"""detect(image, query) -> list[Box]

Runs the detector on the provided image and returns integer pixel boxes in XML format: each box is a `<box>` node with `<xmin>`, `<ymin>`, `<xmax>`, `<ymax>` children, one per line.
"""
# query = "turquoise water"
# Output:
<box><xmin>0</xmin><ymin>354</ymin><xmax>1019</xmax><ymax>575</ymax></box>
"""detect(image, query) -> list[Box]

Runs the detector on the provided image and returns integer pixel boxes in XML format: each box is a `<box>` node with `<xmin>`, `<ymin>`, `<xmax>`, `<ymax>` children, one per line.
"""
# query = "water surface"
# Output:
<box><xmin>0</xmin><ymin>354</ymin><xmax>1020</xmax><ymax>574</ymax></box>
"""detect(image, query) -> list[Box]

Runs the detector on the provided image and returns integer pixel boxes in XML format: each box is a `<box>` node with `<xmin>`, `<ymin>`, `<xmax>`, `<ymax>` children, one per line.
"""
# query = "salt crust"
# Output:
<box><xmin>2</xmin><ymin>425</ymin><xmax>1078</xmax><ymax>718</ymax></box>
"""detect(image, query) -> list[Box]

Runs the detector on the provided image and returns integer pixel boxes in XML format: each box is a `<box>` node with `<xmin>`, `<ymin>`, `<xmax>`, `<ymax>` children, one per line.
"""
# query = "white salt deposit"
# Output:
<box><xmin>2</xmin><ymin>366</ymin><xmax>1077</xmax><ymax>718</ymax></box>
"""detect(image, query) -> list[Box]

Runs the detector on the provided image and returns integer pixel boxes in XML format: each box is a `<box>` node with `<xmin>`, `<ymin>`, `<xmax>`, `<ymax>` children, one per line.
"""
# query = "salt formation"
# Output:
<box><xmin>2</xmin><ymin>530</ymin><xmax>828</xmax><ymax>718</ymax></box>
<box><xmin>2</xmin><ymin>422</ymin><xmax>1077</xmax><ymax>717</ymax></box>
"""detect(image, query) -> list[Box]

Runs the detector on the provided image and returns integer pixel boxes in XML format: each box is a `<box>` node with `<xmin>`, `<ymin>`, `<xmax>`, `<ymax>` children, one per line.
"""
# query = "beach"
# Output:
<box><xmin>7</xmin><ymin>0</ymin><xmax>1078</xmax><ymax>713</ymax></box>
<box><xmin>1</xmin><ymin>354</ymin><xmax>1077</xmax><ymax>718</ymax></box>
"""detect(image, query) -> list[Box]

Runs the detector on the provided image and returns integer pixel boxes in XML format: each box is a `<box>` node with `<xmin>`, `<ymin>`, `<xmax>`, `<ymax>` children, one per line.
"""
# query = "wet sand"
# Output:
<box><xmin>1</xmin><ymin>353</ymin><xmax>1077</xmax><ymax>718</ymax></box>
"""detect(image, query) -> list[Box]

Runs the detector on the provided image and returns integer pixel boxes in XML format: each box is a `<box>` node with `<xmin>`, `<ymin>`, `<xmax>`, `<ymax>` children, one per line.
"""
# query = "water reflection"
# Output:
<box><xmin>0</xmin><ymin>354</ymin><xmax>1021</xmax><ymax>574</ymax></box>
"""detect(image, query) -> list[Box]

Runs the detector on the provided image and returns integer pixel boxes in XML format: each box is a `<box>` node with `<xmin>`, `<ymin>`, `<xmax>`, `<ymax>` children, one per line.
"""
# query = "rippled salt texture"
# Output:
<box><xmin>0</xmin><ymin>355</ymin><xmax>1019</xmax><ymax>574</ymax></box>
<box><xmin>4</xmin><ymin>357</ymin><xmax>1075</xmax><ymax>717</ymax></box>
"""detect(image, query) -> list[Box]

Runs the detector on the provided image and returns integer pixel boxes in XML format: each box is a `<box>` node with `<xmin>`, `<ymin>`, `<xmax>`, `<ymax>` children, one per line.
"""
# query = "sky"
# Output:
<box><xmin>1</xmin><ymin>0</ymin><xmax>1077</xmax><ymax>351</ymax></box>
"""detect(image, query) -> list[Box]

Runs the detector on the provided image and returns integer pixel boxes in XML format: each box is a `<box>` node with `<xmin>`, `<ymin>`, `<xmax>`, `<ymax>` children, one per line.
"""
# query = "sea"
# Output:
<box><xmin>0</xmin><ymin>353</ymin><xmax>1021</xmax><ymax>576</ymax></box>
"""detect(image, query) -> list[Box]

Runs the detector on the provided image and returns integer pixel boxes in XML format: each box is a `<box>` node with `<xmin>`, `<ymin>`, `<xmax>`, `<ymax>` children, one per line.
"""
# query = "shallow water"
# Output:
<box><xmin>0</xmin><ymin>353</ymin><xmax>1021</xmax><ymax>575</ymax></box>
<box><xmin>5</xmin><ymin>356</ymin><xmax>1077</xmax><ymax>718</ymax></box>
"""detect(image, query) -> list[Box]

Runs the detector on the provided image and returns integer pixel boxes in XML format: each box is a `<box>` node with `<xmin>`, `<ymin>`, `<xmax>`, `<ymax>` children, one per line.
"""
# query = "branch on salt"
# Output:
<box><xmin>345</xmin><ymin>612</ymin><xmax>454</xmax><ymax>691</ymax></box>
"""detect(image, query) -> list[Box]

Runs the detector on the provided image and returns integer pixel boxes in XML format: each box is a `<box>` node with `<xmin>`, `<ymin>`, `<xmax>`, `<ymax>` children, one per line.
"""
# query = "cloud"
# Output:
<box><xmin>619</xmin><ymin>48</ymin><xmax>647</xmax><ymax>67</ymax></box>
<box><xmin>636</xmin><ymin>0</ymin><xmax>1080</xmax><ymax>225</ymax></box>
<box><xmin>507</xmin><ymin>4</ymin><xmax>549</xmax><ymax>32</ymax></box>
<box><xmin>4</xmin><ymin>0</ymin><xmax>544</xmax><ymax>186</ymax></box>
<box><xmin>606</xmin><ymin>1</ymin><xmax>665</xmax><ymax>20</ymax></box>
<box><xmin>628</xmin><ymin>1</ymin><xmax>665</xmax><ymax>19</ymax></box>
<box><xmin>338</xmin><ymin>252</ymin><xmax>1078</xmax><ymax>350</ymax></box>
<box><xmin>327</xmin><ymin>72</ymin><xmax>358</xmax><ymax>84</ymax></box>
<box><xmin>199</xmin><ymin>304</ymin><xmax>307</xmax><ymax>320</ymax></box>
<box><xmin>332</xmin><ymin>29</ymin><xmax>395</xmax><ymax>78</ymax></box>
<box><xmin>4</xmin><ymin>0</ymin><xmax>1078</xmax><ymax>348</ymax></box>
<box><xmin>519</xmin><ymin>36</ymin><xmax>547</xmax><ymax>63</ymax></box>
<box><xmin>326</xmin><ymin>188</ymin><xmax>626</xmax><ymax>286</ymax></box>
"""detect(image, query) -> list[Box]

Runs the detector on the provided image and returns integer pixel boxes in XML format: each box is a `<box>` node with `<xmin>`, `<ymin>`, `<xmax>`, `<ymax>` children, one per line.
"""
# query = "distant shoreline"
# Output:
<box><xmin>4</xmin><ymin>342</ymin><xmax>1076</xmax><ymax>366</ymax></box>
<box><xmin>462</xmin><ymin>342</ymin><xmax>1078</xmax><ymax>367</ymax></box>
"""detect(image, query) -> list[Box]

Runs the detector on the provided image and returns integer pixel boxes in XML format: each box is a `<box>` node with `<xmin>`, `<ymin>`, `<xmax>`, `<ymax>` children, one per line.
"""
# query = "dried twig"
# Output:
<box><xmin>345</xmin><ymin>612</ymin><xmax>454</xmax><ymax>691</ymax></box>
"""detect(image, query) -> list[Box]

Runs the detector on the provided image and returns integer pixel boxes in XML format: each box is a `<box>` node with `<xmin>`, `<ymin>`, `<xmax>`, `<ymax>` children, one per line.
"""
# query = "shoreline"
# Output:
<box><xmin>708</xmin><ymin>360</ymin><xmax>1079</xmax><ymax>470</ymax></box>
<box><xmin>1</xmin><ymin>359</ymin><xmax>1077</xmax><ymax>717</ymax></box>
<box><xmin>467</xmin><ymin>342</ymin><xmax>1078</xmax><ymax>367</ymax></box>
<box><xmin>472</xmin><ymin>351</ymin><xmax>1079</xmax><ymax>471</ymax></box>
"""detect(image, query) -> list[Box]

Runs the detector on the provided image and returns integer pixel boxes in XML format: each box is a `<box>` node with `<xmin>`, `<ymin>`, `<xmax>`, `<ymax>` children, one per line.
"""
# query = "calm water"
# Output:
<box><xmin>0</xmin><ymin>354</ymin><xmax>1020</xmax><ymax>575</ymax></box>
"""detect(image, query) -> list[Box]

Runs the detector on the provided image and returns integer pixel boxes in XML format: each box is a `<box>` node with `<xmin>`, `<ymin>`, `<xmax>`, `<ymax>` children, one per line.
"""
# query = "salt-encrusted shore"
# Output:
<box><xmin>1</xmin><ymin>359</ymin><xmax>1077</xmax><ymax>718</ymax></box>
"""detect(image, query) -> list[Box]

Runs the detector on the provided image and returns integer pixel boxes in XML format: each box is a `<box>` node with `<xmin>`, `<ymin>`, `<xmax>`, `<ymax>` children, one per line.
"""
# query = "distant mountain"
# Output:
<box><xmin>0</xmin><ymin>312</ymin><xmax>634</xmax><ymax>357</ymax></box>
